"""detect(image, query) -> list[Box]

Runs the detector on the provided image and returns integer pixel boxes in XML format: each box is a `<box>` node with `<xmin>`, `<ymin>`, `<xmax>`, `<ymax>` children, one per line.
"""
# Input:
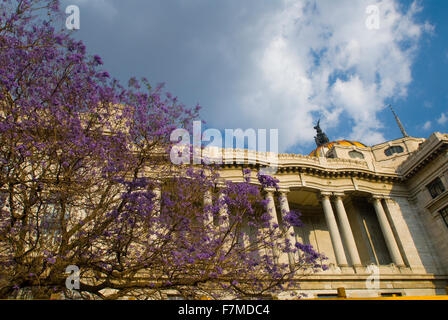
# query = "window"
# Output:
<box><xmin>440</xmin><ymin>206</ymin><xmax>448</xmax><ymax>229</ymax></box>
<box><xmin>384</xmin><ymin>145</ymin><xmax>404</xmax><ymax>156</ymax></box>
<box><xmin>427</xmin><ymin>177</ymin><xmax>446</xmax><ymax>199</ymax></box>
<box><xmin>349</xmin><ymin>150</ymin><xmax>365</xmax><ymax>159</ymax></box>
<box><xmin>326</xmin><ymin>149</ymin><xmax>336</xmax><ymax>158</ymax></box>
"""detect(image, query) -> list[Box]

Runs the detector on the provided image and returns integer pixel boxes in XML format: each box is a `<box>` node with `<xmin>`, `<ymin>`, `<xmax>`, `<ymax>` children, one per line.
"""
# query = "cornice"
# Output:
<box><xmin>398</xmin><ymin>132</ymin><xmax>448</xmax><ymax>180</ymax></box>
<box><xmin>221</xmin><ymin>161</ymin><xmax>402</xmax><ymax>183</ymax></box>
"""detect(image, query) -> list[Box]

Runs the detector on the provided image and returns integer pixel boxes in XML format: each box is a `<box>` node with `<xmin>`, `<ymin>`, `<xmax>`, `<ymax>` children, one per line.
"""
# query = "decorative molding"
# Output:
<box><xmin>333</xmin><ymin>192</ymin><xmax>346</xmax><ymax>199</ymax></box>
<box><xmin>278</xmin><ymin>187</ymin><xmax>290</xmax><ymax>194</ymax></box>
<box><xmin>264</xmin><ymin>187</ymin><xmax>277</xmax><ymax>194</ymax></box>
<box><xmin>320</xmin><ymin>191</ymin><xmax>333</xmax><ymax>198</ymax></box>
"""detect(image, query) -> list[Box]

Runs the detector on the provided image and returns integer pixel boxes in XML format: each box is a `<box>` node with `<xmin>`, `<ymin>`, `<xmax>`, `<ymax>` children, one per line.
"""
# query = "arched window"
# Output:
<box><xmin>384</xmin><ymin>145</ymin><xmax>404</xmax><ymax>157</ymax></box>
<box><xmin>349</xmin><ymin>150</ymin><xmax>364</xmax><ymax>159</ymax></box>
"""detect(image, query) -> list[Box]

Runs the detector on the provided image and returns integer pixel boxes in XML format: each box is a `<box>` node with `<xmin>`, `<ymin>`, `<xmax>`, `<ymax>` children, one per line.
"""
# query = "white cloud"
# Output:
<box><xmin>223</xmin><ymin>0</ymin><xmax>432</xmax><ymax>151</ymax></box>
<box><xmin>65</xmin><ymin>0</ymin><xmax>431</xmax><ymax>153</ymax></box>
<box><xmin>423</xmin><ymin>121</ymin><xmax>431</xmax><ymax>130</ymax></box>
<box><xmin>438</xmin><ymin>113</ymin><xmax>448</xmax><ymax>125</ymax></box>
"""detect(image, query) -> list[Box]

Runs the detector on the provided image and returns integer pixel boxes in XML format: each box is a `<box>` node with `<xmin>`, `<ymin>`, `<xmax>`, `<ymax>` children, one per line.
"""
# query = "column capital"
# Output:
<box><xmin>319</xmin><ymin>191</ymin><xmax>332</xmax><ymax>200</ymax></box>
<box><xmin>278</xmin><ymin>188</ymin><xmax>290</xmax><ymax>195</ymax></box>
<box><xmin>150</xmin><ymin>181</ymin><xmax>162</xmax><ymax>191</ymax></box>
<box><xmin>381</xmin><ymin>197</ymin><xmax>394</xmax><ymax>206</ymax></box>
<box><xmin>264</xmin><ymin>187</ymin><xmax>277</xmax><ymax>194</ymax></box>
<box><xmin>333</xmin><ymin>192</ymin><xmax>346</xmax><ymax>199</ymax></box>
<box><xmin>370</xmin><ymin>194</ymin><xmax>385</xmax><ymax>201</ymax></box>
<box><xmin>216</xmin><ymin>181</ymin><xmax>228</xmax><ymax>189</ymax></box>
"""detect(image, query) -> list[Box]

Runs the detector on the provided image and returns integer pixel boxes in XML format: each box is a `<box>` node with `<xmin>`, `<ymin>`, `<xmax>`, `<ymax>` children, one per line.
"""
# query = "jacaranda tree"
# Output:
<box><xmin>0</xmin><ymin>0</ymin><xmax>326</xmax><ymax>299</ymax></box>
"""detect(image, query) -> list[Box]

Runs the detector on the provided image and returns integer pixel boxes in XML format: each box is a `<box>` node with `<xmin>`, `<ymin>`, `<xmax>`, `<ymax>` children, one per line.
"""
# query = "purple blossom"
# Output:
<box><xmin>46</xmin><ymin>257</ymin><xmax>56</xmax><ymax>264</ymax></box>
<box><xmin>93</xmin><ymin>55</ymin><xmax>103</xmax><ymax>65</ymax></box>
<box><xmin>0</xmin><ymin>0</ymin><xmax>324</xmax><ymax>300</ymax></box>
<box><xmin>257</xmin><ymin>172</ymin><xmax>280</xmax><ymax>190</ymax></box>
<box><xmin>283</xmin><ymin>209</ymin><xmax>304</xmax><ymax>227</ymax></box>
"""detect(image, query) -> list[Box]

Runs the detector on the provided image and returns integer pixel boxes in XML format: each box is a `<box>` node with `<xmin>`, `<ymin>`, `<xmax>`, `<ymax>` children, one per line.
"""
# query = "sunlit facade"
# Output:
<box><xmin>217</xmin><ymin>131</ymin><xmax>448</xmax><ymax>298</ymax></box>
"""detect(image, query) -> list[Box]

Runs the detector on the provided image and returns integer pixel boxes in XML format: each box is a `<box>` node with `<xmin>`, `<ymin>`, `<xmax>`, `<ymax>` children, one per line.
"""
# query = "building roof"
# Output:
<box><xmin>309</xmin><ymin>140</ymin><xmax>367</xmax><ymax>157</ymax></box>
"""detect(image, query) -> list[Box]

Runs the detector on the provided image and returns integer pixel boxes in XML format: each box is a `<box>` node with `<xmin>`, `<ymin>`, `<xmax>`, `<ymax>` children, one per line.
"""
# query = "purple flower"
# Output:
<box><xmin>283</xmin><ymin>209</ymin><xmax>304</xmax><ymax>227</ymax></box>
<box><xmin>47</xmin><ymin>257</ymin><xmax>56</xmax><ymax>264</ymax></box>
<box><xmin>93</xmin><ymin>55</ymin><xmax>103</xmax><ymax>65</ymax></box>
<box><xmin>99</xmin><ymin>71</ymin><xmax>110</xmax><ymax>78</ymax></box>
<box><xmin>0</xmin><ymin>1</ymin><xmax>324</xmax><ymax>299</ymax></box>
<box><xmin>257</xmin><ymin>173</ymin><xmax>280</xmax><ymax>190</ymax></box>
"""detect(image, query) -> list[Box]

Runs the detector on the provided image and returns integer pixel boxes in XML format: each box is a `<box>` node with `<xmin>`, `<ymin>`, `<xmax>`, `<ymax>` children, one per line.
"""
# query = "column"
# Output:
<box><xmin>218</xmin><ymin>189</ymin><xmax>229</xmax><ymax>228</ymax></box>
<box><xmin>278</xmin><ymin>190</ymin><xmax>296</xmax><ymax>269</ymax></box>
<box><xmin>371</xmin><ymin>196</ymin><xmax>405</xmax><ymax>267</ymax></box>
<box><xmin>382</xmin><ymin>198</ymin><xmax>424</xmax><ymax>271</ymax></box>
<box><xmin>265</xmin><ymin>189</ymin><xmax>280</xmax><ymax>263</ymax></box>
<box><xmin>152</xmin><ymin>185</ymin><xmax>161</xmax><ymax>214</ymax></box>
<box><xmin>265</xmin><ymin>189</ymin><xmax>279</xmax><ymax>225</ymax></box>
<box><xmin>204</xmin><ymin>188</ymin><xmax>214</xmax><ymax>226</ymax></box>
<box><xmin>333</xmin><ymin>193</ymin><xmax>362</xmax><ymax>267</ymax></box>
<box><xmin>320</xmin><ymin>192</ymin><xmax>348</xmax><ymax>267</ymax></box>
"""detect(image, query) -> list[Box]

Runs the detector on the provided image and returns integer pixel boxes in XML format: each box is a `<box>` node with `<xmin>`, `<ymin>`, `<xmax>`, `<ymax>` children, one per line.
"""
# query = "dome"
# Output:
<box><xmin>309</xmin><ymin>140</ymin><xmax>367</xmax><ymax>157</ymax></box>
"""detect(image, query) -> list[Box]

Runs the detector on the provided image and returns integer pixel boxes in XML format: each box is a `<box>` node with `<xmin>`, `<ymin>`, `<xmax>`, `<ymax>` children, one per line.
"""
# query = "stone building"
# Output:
<box><xmin>215</xmin><ymin>128</ymin><xmax>448</xmax><ymax>298</ymax></box>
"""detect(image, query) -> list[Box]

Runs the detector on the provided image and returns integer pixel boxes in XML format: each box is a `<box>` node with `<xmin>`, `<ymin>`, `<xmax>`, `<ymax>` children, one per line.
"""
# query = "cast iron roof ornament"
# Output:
<box><xmin>388</xmin><ymin>104</ymin><xmax>409</xmax><ymax>138</ymax></box>
<box><xmin>314</xmin><ymin>119</ymin><xmax>330</xmax><ymax>147</ymax></box>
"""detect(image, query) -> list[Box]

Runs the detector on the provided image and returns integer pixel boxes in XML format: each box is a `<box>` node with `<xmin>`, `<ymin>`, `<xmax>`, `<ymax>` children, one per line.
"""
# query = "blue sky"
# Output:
<box><xmin>400</xmin><ymin>1</ymin><xmax>448</xmax><ymax>137</ymax></box>
<box><xmin>61</xmin><ymin>0</ymin><xmax>447</xmax><ymax>154</ymax></box>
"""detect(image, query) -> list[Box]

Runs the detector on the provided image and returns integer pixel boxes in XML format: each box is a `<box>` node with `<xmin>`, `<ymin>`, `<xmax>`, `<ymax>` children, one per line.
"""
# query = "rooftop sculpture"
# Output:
<box><xmin>314</xmin><ymin>119</ymin><xmax>330</xmax><ymax>147</ymax></box>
